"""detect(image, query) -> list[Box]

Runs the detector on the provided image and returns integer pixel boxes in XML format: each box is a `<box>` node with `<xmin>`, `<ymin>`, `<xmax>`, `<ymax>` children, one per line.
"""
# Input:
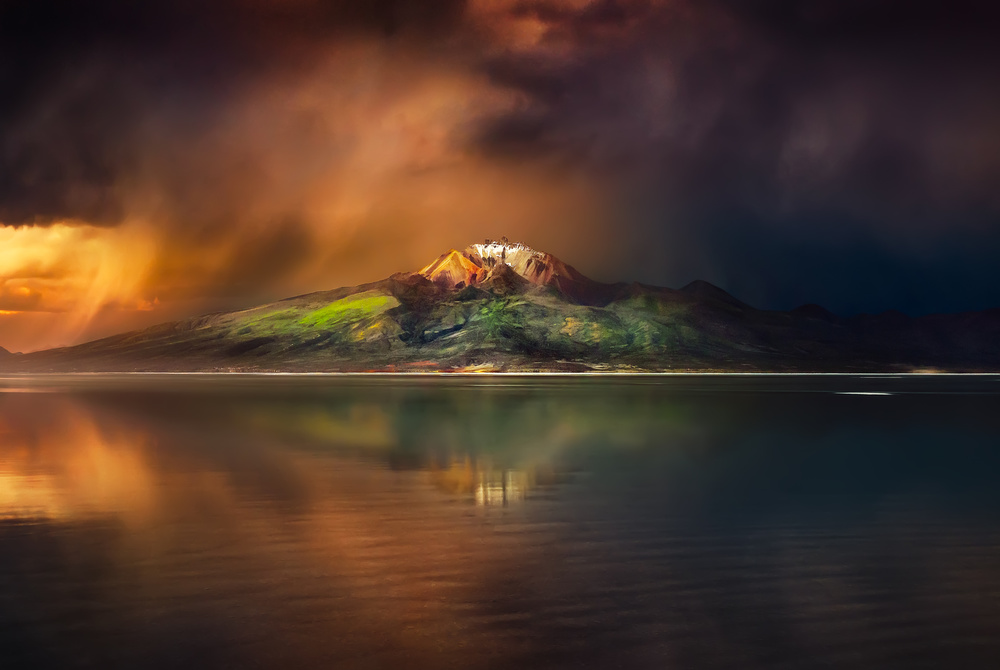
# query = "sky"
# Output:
<box><xmin>1</xmin><ymin>0</ymin><xmax>999</xmax><ymax>352</ymax></box>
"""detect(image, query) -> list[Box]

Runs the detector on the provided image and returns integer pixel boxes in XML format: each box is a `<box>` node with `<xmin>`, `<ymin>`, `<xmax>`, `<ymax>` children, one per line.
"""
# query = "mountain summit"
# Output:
<box><xmin>2</xmin><ymin>241</ymin><xmax>1000</xmax><ymax>372</ymax></box>
<box><xmin>417</xmin><ymin>241</ymin><xmax>611</xmax><ymax>303</ymax></box>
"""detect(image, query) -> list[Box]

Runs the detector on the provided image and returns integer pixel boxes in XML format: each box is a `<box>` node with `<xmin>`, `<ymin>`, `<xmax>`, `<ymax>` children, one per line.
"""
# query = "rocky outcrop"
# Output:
<box><xmin>417</xmin><ymin>242</ymin><xmax>622</xmax><ymax>305</ymax></box>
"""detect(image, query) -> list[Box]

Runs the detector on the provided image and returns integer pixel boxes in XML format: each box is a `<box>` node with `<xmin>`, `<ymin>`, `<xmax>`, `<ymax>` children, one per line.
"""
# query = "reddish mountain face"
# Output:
<box><xmin>417</xmin><ymin>242</ymin><xmax>621</xmax><ymax>304</ymax></box>
<box><xmin>418</xmin><ymin>249</ymin><xmax>487</xmax><ymax>288</ymax></box>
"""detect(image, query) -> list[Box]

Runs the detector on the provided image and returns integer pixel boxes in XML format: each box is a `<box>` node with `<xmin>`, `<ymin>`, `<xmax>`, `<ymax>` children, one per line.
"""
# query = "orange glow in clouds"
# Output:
<box><xmin>0</xmin><ymin>224</ymin><xmax>158</xmax><ymax>351</ymax></box>
<box><xmin>0</xmin><ymin>4</ymin><xmax>627</xmax><ymax>353</ymax></box>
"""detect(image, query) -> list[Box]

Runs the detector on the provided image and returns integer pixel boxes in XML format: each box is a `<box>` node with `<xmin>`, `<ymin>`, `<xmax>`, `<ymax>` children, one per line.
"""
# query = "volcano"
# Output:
<box><xmin>3</xmin><ymin>241</ymin><xmax>1000</xmax><ymax>372</ymax></box>
<box><xmin>418</xmin><ymin>242</ymin><xmax>615</xmax><ymax>303</ymax></box>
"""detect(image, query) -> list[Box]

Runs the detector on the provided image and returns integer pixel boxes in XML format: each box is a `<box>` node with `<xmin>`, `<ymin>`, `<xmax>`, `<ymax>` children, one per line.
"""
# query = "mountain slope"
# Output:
<box><xmin>3</xmin><ymin>242</ymin><xmax>1000</xmax><ymax>372</ymax></box>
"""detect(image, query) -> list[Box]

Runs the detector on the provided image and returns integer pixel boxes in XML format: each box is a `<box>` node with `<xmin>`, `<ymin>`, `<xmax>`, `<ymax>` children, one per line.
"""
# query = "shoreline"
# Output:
<box><xmin>2</xmin><ymin>370</ymin><xmax>998</xmax><ymax>377</ymax></box>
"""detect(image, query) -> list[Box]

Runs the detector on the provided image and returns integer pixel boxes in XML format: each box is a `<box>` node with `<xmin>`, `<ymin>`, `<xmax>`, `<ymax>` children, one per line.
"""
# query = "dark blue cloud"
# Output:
<box><xmin>473</xmin><ymin>0</ymin><xmax>1000</xmax><ymax>313</ymax></box>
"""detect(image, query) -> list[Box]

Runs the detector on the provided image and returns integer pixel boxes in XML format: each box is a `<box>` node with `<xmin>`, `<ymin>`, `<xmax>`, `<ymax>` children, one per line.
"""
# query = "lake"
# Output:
<box><xmin>1</xmin><ymin>374</ymin><xmax>999</xmax><ymax>668</ymax></box>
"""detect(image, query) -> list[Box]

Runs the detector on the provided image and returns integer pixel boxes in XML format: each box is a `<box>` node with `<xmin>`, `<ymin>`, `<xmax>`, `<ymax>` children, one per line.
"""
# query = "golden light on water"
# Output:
<box><xmin>429</xmin><ymin>458</ymin><xmax>537</xmax><ymax>506</ymax></box>
<box><xmin>475</xmin><ymin>470</ymin><xmax>528</xmax><ymax>506</ymax></box>
<box><xmin>0</xmin><ymin>403</ymin><xmax>158</xmax><ymax>521</ymax></box>
<box><xmin>0</xmin><ymin>389</ymin><xmax>559</xmax><ymax>666</ymax></box>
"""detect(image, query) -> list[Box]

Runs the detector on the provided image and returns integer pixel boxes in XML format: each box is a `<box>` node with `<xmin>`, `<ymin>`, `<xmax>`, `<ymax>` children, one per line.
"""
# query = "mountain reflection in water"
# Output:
<box><xmin>1</xmin><ymin>374</ymin><xmax>1000</xmax><ymax>669</ymax></box>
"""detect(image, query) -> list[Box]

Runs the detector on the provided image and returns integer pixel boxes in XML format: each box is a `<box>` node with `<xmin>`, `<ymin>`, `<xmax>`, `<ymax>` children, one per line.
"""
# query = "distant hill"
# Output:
<box><xmin>3</xmin><ymin>241</ymin><xmax>1000</xmax><ymax>372</ymax></box>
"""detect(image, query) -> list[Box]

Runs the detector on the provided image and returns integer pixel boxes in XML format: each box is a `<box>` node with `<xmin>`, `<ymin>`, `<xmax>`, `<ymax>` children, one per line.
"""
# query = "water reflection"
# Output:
<box><xmin>428</xmin><ymin>458</ymin><xmax>530</xmax><ymax>505</ymax></box>
<box><xmin>474</xmin><ymin>469</ymin><xmax>527</xmax><ymax>506</ymax></box>
<box><xmin>0</xmin><ymin>375</ymin><xmax>999</xmax><ymax>669</ymax></box>
<box><xmin>0</xmin><ymin>397</ymin><xmax>158</xmax><ymax>521</ymax></box>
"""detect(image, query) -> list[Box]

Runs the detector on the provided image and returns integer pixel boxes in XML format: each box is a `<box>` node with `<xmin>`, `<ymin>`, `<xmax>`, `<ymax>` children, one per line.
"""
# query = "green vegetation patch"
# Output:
<box><xmin>478</xmin><ymin>299</ymin><xmax>525</xmax><ymax>342</ymax></box>
<box><xmin>299</xmin><ymin>291</ymin><xmax>400</xmax><ymax>328</ymax></box>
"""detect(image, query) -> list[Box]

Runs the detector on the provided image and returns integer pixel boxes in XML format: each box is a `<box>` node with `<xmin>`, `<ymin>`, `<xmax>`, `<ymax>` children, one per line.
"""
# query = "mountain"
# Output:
<box><xmin>419</xmin><ymin>242</ymin><xmax>620</xmax><ymax>303</ymax></box>
<box><xmin>3</xmin><ymin>241</ymin><xmax>1000</xmax><ymax>372</ymax></box>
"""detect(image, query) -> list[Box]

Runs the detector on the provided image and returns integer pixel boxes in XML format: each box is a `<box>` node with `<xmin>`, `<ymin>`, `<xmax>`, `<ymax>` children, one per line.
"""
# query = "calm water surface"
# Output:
<box><xmin>1</xmin><ymin>374</ymin><xmax>1000</xmax><ymax>669</ymax></box>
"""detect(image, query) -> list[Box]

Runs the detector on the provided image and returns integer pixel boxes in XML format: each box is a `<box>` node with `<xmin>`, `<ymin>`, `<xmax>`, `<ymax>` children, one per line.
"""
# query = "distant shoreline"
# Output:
<box><xmin>2</xmin><ymin>371</ymin><xmax>998</xmax><ymax>377</ymax></box>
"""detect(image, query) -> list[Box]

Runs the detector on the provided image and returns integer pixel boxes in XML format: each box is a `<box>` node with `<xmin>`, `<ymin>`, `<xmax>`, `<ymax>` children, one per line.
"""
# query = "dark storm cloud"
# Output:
<box><xmin>470</xmin><ymin>0</ymin><xmax>1000</xmax><ymax>313</ymax></box>
<box><xmin>478</xmin><ymin>0</ymin><xmax>1000</xmax><ymax>212</ymax></box>
<box><xmin>0</xmin><ymin>0</ymin><xmax>468</xmax><ymax>226</ymax></box>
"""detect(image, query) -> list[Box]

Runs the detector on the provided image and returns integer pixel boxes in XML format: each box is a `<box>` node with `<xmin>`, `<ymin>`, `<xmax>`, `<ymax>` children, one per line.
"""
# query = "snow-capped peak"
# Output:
<box><xmin>471</xmin><ymin>240</ymin><xmax>543</xmax><ymax>266</ymax></box>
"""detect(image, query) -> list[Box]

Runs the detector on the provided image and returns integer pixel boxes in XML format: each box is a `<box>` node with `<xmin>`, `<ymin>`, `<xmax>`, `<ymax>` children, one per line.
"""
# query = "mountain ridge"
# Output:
<box><xmin>418</xmin><ymin>242</ymin><xmax>621</xmax><ymax>305</ymax></box>
<box><xmin>3</xmin><ymin>242</ymin><xmax>1000</xmax><ymax>372</ymax></box>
